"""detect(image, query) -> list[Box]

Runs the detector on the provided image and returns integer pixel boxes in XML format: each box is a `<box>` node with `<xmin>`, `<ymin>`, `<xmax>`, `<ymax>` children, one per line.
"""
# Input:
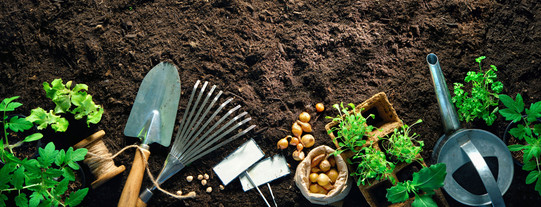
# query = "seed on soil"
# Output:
<box><xmin>204</xmin><ymin>173</ymin><xmax>209</xmax><ymax>180</ymax></box>
<box><xmin>219</xmin><ymin>185</ymin><xmax>225</xmax><ymax>190</ymax></box>
<box><xmin>316</xmin><ymin>103</ymin><xmax>324</xmax><ymax>112</ymax></box>
<box><xmin>299</xmin><ymin>112</ymin><xmax>311</xmax><ymax>123</ymax></box>
<box><xmin>201</xmin><ymin>179</ymin><xmax>207</xmax><ymax>186</ymax></box>
<box><xmin>206</xmin><ymin>187</ymin><xmax>212</xmax><ymax>193</ymax></box>
<box><xmin>198</xmin><ymin>174</ymin><xmax>204</xmax><ymax>180</ymax></box>
<box><xmin>186</xmin><ymin>176</ymin><xmax>194</xmax><ymax>182</ymax></box>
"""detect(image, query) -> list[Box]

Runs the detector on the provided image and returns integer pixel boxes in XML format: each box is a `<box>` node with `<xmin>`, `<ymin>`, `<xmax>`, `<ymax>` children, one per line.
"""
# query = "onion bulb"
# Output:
<box><xmin>318</xmin><ymin>188</ymin><xmax>328</xmax><ymax>195</ymax></box>
<box><xmin>299</xmin><ymin>112</ymin><xmax>311</xmax><ymax>123</ymax></box>
<box><xmin>296</xmin><ymin>120</ymin><xmax>312</xmax><ymax>133</ymax></box>
<box><xmin>309</xmin><ymin>173</ymin><xmax>318</xmax><ymax>183</ymax></box>
<box><xmin>277</xmin><ymin>138</ymin><xmax>288</xmax><ymax>150</ymax></box>
<box><xmin>328</xmin><ymin>156</ymin><xmax>336</xmax><ymax>167</ymax></box>
<box><xmin>311</xmin><ymin>167</ymin><xmax>321</xmax><ymax>173</ymax></box>
<box><xmin>289</xmin><ymin>137</ymin><xmax>300</xmax><ymax>146</ymax></box>
<box><xmin>311</xmin><ymin>154</ymin><xmax>325</xmax><ymax>168</ymax></box>
<box><xmin>309</xmin><ymin>184</ymin><xmax>321</xmax><ymax>193</ymax></box>
<box><xmin>292</xmin><ymin>122</ymin><xmax>303</xmax><ymax>137</ymax></box>
<box><xmin>321</xmin><ymin>183</ymin><xmax>334</xmax><ymax>191</ymax></box>
<box><xmin>297</xmin><ymin>143</ymin><xmax>304</xmax><ymax>151</ymax></box>
<box><xmin>319</xmin><ymin>159</ymin><xmax>331</xmax><ymax>172</ymax></box>
<box><xmin>327</xmin><ymin>169</ymin><xmax>338</xmax><ymax>183</ymax></box>
<box><xmin>301</xmin><ymin>134</ymin><xmax>315</xmax><ymax>148</ymax></box>
<box><xmin>292</xmin><ymin>150</ymin><xmax>305</xmax><ymax>161</ymax></box>
<box><xmin>316</xmin><ymin>103</ymin><xmax>324</xmax><ymax>112</ymax></box>
<box><xmin>317</xmin><ymin>173</ymin><xmax>331</xmax><ymax>186</ymax></box>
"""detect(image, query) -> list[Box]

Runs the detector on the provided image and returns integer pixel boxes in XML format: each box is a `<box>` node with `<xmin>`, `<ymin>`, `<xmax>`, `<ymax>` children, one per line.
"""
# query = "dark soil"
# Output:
<box><xmin>1</xmin><ymin>0</ymin><xmax>540</xmax><ymax>206</ymax></box>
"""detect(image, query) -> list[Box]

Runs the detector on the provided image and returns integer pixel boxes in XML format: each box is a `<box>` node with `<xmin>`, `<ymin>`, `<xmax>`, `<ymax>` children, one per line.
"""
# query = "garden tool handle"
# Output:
<box><xmin>135</xmin><ymin>198</ymin><xmax>147</xmax><ymax>207</ymax></box>
<box><xmin>118</xmin><ymin>145</ymin><xmax>151</xmax><ymax>207</ymax></box>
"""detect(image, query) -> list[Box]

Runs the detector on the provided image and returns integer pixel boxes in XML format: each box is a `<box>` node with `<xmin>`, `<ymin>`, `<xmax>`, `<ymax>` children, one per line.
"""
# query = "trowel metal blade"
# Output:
<box><xmin>239</xmin><ymin>155</ymin><xmax>290</xmax><ymax>192</ymax></box>
<box><xmin>124</xmin><ymin>62</ymin><xmax>181</xmax><ymax>147</ymax></box>
<box><xmin>213</xmin><ymin>138</ymin><xmax>265</xmax><ymax>186</ymax></box>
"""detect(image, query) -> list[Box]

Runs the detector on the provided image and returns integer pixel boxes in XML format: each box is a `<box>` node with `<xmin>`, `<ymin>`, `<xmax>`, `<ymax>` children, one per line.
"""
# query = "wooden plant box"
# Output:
<box><xmin>325</xmin><ymin>92</ymin><xmax>448</xmax><ymax>207</ymax></box>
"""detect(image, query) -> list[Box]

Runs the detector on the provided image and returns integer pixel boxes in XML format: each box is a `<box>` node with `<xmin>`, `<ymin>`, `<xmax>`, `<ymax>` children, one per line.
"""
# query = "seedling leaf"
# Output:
<box><xmin>412</xmin><ymin>194</ymin><xmax>438</xmax><ymax>207</ymax></box>
<box><xmin>65</xmin><ymin>188</ymin><xmax>88</xmax><ymax>206</ymax></box>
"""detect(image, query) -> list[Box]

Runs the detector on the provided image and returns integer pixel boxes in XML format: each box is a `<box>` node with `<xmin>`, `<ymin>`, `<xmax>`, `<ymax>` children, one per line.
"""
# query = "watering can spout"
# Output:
<box><xmin>427</xmin><ymin>53</ymin><xmax>461</xmax><ymax>135</ymax></box>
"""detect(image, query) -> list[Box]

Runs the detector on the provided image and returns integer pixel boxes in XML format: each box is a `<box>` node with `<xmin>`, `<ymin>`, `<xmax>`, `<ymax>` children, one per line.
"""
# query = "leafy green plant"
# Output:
<box><xmin>0</xmin><ymin>97</ymin><xmax>43</xmax><ymax>154</ymax></box>
<box><xmin>27</xmin><ymin>79</ymin><xmax>103</xmax><ymax>132</ymax></box>
<box><xmin>351</xmin><ymin>144</ymin><xmax>395</xmax><ymax>186</ymax></box>
<box><xmin>327</xmin><ymin>103</ymin><xmax>375</xmax><ymax>156</ymax></box>
<box><xmin>381</xmin><ymin>119</ymin><xmax>424</xmax><ymax>164</ymax></box>
<box><xmin>386</xmin><ymin>163</ymin><xmax>447</xmax><ymax>207</ymax></box>
<box><xmin>498</xmin><ymin>93</ymin><xmax>541</xmax><ymax>195</ymax></box>
<box><xmin>0</xmin><ymin>142</ymin><xmax>88</xmax><ymax>207</ymax></box>
<box><xmin>452</xmin><ymin>56</ymin><xmax>503</xmax><ymax>126</ymax></box>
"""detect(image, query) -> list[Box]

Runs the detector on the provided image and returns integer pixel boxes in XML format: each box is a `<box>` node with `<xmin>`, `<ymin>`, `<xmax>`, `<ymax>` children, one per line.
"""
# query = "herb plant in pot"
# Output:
<box><xmin>498</xmin><ymin>93</ymin><xmax>541</xmax><ymax>195</ymax></box>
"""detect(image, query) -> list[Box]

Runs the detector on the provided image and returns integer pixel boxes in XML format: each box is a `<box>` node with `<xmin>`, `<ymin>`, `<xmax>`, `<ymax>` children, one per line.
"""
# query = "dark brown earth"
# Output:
<box><xmin>1</xmin><ymin>0</ymin><xmax>541</xmax><ymax>206</ymax></box>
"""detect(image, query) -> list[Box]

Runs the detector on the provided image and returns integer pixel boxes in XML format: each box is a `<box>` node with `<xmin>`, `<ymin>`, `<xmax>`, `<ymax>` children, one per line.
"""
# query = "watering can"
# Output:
<box><xmin>427</xmin><ymin>53</ymin><xmax>513</xmax><ymax>206</ymax></box>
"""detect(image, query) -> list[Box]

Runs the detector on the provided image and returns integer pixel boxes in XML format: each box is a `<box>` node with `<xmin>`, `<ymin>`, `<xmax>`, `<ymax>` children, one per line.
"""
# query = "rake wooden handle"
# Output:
<box><xmin>118</xmin><ymin>147</ymin><xmax>150</xmax><ymax>207</ymax></box>
<box><xmin>135</xmin><ymin>198</ymin><xmax>147</xmax><ymax>207</ymax></box>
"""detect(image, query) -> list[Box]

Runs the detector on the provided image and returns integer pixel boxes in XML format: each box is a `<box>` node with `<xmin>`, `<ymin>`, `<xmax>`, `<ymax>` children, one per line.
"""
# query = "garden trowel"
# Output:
<box><xmin>118</xmin><ymin>62</ymin><xmax>181</xmax><ymax>207</ymax></box>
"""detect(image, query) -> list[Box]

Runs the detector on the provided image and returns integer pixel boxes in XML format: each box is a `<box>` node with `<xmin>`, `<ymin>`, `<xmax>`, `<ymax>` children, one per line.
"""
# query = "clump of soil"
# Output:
<box><xmin>1</xmin><ymin>0</ymin><xmax>540</xmax><ymax>206</ymax></box>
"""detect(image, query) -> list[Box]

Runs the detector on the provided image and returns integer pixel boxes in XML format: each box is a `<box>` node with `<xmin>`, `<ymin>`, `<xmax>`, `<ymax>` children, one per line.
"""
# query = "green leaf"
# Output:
<box><xmin>524</xmin><ymin>146</ymin><xmax>540</xmax><ymax>162</ymax></box>
<box><xmin>0</xmin><ymin>163</ymin><xmax>16</xmax><ymax>188</ymax></box>
<box><xmin>0</xmin><ymin>96</ymin><xmax>21</xmax><ymax>112</ymax></box>
<box><xmin>491</xmin><ymin>81</ymin><xmax>503</xmax><ymax>93</ymax></box>
<box><xmin>29</xmin><ymin>192</ymin><xmax>43</xmax><ymax>207</ymax></box>
<box><xmin>44</xmin><ymin>168</ymin><xmax>63</xmax><ymax>178</ymax></box>
<box><xmin>0</xmin><ymin>194</ymin><xmax>7</xmax><ymax>207</ymax></box>
<box><xmin>55</xmin><ymin>149</ymin><xmax>65</xmax><ymax>166</ymax></box>
<box><xmin>412</xmin><ymin>194</ymin><xmax>438</xmax><ymax>207</ymax></box>
<box><xmin>508</xmin><ymin>144</ymin><xmax>524</xmax><ymax>151</ymax></box>
<box><xmin>72</xmin><ymin>84</ymin><xmax>88</xmax><ymax>94</ymax></box>
<box><xmin>7</xmin><ymin>116</ymin><xmax>33</xmax><ymax>132</ymax></box>
<box><xmin>499</xmin><ymin>94</ymin><xmax>519</xmax><ymax>113</ymax></box>
<box><xmin>11</xmin><ymin>165</ymin><xmax>25</xmax><ymax>190</ymax></box>
<box><xmin>509</xmin><ymin>125</ymin><xmax>527</xmax><ymax>140</ymax></box>
<box><xmin>526</xmin><ymin>101</ymin><xmax>541</xmax><ymax>122</ymax></box>
<box><xmin>515</xmin><ymin>93</ymin><xmax>525</xmax><ymax>114</ymax></box>
<box><xmin>53</xmin><ymin>178</ymin><xmax>69</xmax><ymax>196</ymax></box>
<box><xmin>523</xmin><ymin>160</ymin><xmax>537</xmax><ymax>171</ymax></box>
<box><xmin>22</xmin><ymin>159</ymin><xmax>40</xmax><ymax>177</ymax></box>
<box><xmin>37</xmin><ymin>142</ymin><xmax>58</xmax><ymax>167</ymax></box>
<box><xmin>26</xmin><ymin>108</ymin><xmax>68</xmax><ymax>132</ymax></box>
<box><xmin>413</xmin><ymin>163</ymin><xmax>447</xmax><ymax>192</ymax></box>
<box><xmin>534</xmin><ymin>124</ymin><xmax>541</xmax><ymax>136</ymax></box>
<box><xmin>386</xmin><ymin>182</ymin><xmax>410</xmax><ymax>203</ymax></box>
<box><xmin>499</xmin><ymin>108</ymin><xmax>522</xmax><ymax>123</ymax></box>
<box><xmin>536</xmin><ymin>177</ymin><xmax>541</xmax><ymax>196</ymax></box>
<box><xmin>65</xmin><ymin>188</ymin><xmax>88</xmax><ymax>206</ymax></box>
<box><xmin>62</xmin><ymin>167</ymin><xmax>75</xmax><ymax>181</ymax></box>
<box><xmin>14</xmin><ymin>193</ymin><xmax>28</xmax><ymax>207</ymax></box>
<box><xmin>475</xmin><ymin>56</ymin><xmax>486</xmax><ymax>63</ymax></box>
<box><xmin>526</xmin><ymin>171</ymin><xmax>540</xmax><ymax>184</ymax></box>
<box><xmin>23</xmin><ymin>133</ymin><xmax>43</xmax><ymax>143</ymax></box>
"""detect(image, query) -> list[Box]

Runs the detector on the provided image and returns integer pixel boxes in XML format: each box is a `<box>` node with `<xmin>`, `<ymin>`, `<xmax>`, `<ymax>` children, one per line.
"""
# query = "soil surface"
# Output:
<box><xmin>1</xmin><ymin>0</ymin><xmax>541</xmax><ymax>206</ymax></box>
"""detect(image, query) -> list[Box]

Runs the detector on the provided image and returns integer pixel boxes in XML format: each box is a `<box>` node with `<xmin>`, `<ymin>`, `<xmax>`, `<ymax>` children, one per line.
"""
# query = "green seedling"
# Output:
<box><xmin>351</xmin><ymin>143</ymin><xmax>395</xmax><ymax>186</ymax></box>
<box><xmin>386</xmin><ymin>163</ymin><xmax>447</xmax><ymax>207</ymax></box>
<box><xmin>0</xmin><ymin>97</ymin><xmax>43</xmax><ymax>154</ymax></box>
<box><xmin>381</xmin><ymin>119</ymin><xmax>424</xmax><ymax>164</ymax></box>
<box><xmin>0</xmin><ymin>142</ymin><xmax>88</xmax><ymax>207</ymax></box>
<box><xmin>498</xmin><ymin>93</ymin><xmax>541</xmax><ymax>195</ymax></box>
<box><xmin>326</xmin><ymin>102</ymin><xmax>375</xmax><ymax>156</ymax></box>
<box><xmin>452</xmin><ymin>56</ymin><xmax>503</xmax><ymax>126</ymax></box>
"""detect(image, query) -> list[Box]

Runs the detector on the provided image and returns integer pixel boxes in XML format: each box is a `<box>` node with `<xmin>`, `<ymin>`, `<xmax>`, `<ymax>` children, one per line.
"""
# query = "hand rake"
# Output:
<box><xmin>137</xmin><ymin>80</ymin><xmax>256</xmax><ymax>205</ymax></box>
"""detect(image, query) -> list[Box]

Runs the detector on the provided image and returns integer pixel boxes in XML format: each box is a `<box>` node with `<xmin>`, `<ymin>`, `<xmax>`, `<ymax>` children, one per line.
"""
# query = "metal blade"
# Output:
<box><xmin>124</xmin><ymin>62</ymin><xmax>181</xmax><ymax>147</ymax></box>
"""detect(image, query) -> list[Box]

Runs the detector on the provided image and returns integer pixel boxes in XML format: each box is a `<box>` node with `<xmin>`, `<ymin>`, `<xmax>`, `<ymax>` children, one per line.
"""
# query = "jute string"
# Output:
<box><xmin>86</xmin><ymin>144</ymin><xmax>196</xmax><ymax>199</ymax></box>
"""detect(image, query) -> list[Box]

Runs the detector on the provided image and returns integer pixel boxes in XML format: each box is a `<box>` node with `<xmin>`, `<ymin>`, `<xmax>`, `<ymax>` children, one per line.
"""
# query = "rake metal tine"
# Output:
<box><xmin>185</xmin><ymin>123</ymin><xmax>255</xmax><ymax>165</ymax></box>
<box><xmin>174</xmin><ymin>80</ymin><xmax>200</xmax><ymax>151</ymax></box>
<box><xmin>177</xmin><ymin>81</ymin><xmax>208</xmax><ymax>150</ymax></box>
<box><xmin>182</xmin><ymin>88</ymin><xmax>222</xmax><ymax>147</ymax></box>
<box><xmin>174</xmin><ymin>98</ymin><xmax>234</xmax><ymax>161</ymax></box>
<box><xmin>182</xmin><ymin>111</ymin><xmax>247</xmax><ymax>160</ymax></box>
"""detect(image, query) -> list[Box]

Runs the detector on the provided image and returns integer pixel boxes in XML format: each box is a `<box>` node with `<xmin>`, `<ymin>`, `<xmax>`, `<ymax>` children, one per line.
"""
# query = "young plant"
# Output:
<box><xmin>27</xmin><ymin>79</ymin><xmax>104</xmax><ymax>132</ymax></box>
<box><xmin>452</xmin><ymin>56</ymin><xmax>503</xmax><ymax>126</ymax></box>
<box><xmin>351</xmin><ymin>143</ymin><xmax>395</xmax><ymax>186</ymax></box>
<box><xmin>498</xmin><ymin>93</ymin><xmax>541</xmax><ymax>195</ymax></box>
<box><xmin>0</xmin><ymin>97</ymin><xmax>43</xmax><ymax>154</ymax></box>
<box><xmin>327</xmin><ymin>103</ymin><xmax>375</xmax><ymax>156</ymax></box>
<box><xmin>0</xmin><ymin>142</ymin><xmax>88</xmax><ymax>207</ymax></box>
<box><xmin>386</xmin><ymin>163</ymin><xmax>447</xmax><ymax>207</ymax></box>
<box><xmin>381</xmin><ymin>119</ymin><xmax>424</xmax><ymax>164</ymax></box>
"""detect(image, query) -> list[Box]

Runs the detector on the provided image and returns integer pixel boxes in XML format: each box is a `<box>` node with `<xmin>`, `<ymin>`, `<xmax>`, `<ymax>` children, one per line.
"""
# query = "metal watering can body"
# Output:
<box><xmin>427</xmin><ymin>54</ymin><xmax>513</xmax><ymax>207</ymax></box>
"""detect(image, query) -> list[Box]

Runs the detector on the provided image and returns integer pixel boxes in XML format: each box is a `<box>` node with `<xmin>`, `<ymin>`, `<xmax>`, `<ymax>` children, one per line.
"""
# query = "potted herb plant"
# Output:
<box><xmin>386</xmin><ymin>163</ymin><xmax>447</xmax><ymax>207</ymax></box>
<box><xmin>498</xmin><ymin>93</ymin><xmax>541</xmax><ymax>195</ymax></box>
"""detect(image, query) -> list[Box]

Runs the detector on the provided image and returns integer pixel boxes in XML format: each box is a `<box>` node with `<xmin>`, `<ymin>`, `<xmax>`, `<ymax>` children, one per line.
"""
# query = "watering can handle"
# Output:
<box><xmin>459</xmin><ymin>136</ymin><xmax>506</xmax><ymax>207</ymax></box>
<box><xmin>427</xmin><ymin>53</ymin><xmax>461</xmax><ymax>134</ymax></box>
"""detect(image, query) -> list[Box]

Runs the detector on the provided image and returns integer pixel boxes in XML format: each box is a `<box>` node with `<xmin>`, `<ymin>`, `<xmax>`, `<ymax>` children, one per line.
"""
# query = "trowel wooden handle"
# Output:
<box><xmin>135</xmin><ymin>198</ymin><xmax>147</xmax><ymax>207</ymax></box>
<box><xmin>118</xmin><ymin>147</ymin><xmax>150</xmax><ymax>207</ymax></box>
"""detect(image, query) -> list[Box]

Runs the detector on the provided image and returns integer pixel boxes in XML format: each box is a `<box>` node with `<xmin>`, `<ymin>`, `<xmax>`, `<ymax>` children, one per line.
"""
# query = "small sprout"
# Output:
<box><xmin>176</xmin><ymin>190</ymin><xmax>183</xmax><ymax>195</ymax></box>
<box><xmin>198</xmin><ymin>174</ymin><xmax>204</xmax><ymax>180</ymax></box>
<box><xmin>292</xmin><ymin>122</ymin><xmax>303</xmax><ymax>137</ymax></box>
<box><xmin>299</xmin><ymin>112</ymin><xmax>311</xmax><ymax>123</ymax></box>
<box><xmin>316</xmin><ymin>103</ymin><xmax>324</xmax><ymax>112</ymax></box>
<box><xmin>186</xmin><ymin>176</ymin><xmax>194</xmax><ymax>182</ymax></box>
<box><xmin>301</xmin><ymin>134</ymin><xmax>315</xmax><ymax>148</ymax></box>
<box><xmin>201</xmin><ymin>179</ymin><xmax>207</xmax><ymax>186</ymax></box>
<box><xmin>292</xmin><ymin>150</ymin><xmax>305</xmax><ymax>161</ymax></box>
<box><xmin>277</xmin><ymin>138</ymin><xmax>288</xmax><ymax>150</ymax></box>
<box><xmin>219</xmin><ymin>185</ymin><xmax>225</xmax><ymax>190</ymax></box>
<box><xmin>204</xmin><ymin>173</ymin><xmax>210</xmax><ymax>180</ymax></box>
<box><xmin>206</xmin><ymin>187</ymin><xmax>212</xmax><ymax>193</ymax></box>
